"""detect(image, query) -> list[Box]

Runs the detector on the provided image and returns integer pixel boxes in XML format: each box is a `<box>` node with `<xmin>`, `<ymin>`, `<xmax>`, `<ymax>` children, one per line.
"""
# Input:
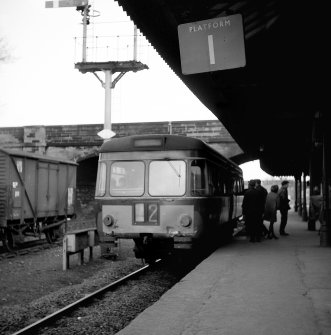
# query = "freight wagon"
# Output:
<box><xmin>0</xmin><ymin>148</ymin><xmax>77</xmax><ymax>250</ymax></box>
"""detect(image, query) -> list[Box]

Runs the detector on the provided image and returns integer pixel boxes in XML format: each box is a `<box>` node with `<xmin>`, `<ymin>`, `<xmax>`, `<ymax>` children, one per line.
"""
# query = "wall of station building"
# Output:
<box><xmin>0</xmin><ymin>121</ymin><xmax>242</xmax><ymax>219</ymax></box>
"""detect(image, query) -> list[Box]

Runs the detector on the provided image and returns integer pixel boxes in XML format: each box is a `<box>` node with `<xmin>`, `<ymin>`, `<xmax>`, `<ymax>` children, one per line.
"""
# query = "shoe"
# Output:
<box><xmin>273</xmin><ymin>235</ymin><xmax>279</xmax><ymax>239</ymax></box>
<box><xmin>280</xmin><ymin>232</ymin><xmax>289</xmax><ymax>236</ymax></box>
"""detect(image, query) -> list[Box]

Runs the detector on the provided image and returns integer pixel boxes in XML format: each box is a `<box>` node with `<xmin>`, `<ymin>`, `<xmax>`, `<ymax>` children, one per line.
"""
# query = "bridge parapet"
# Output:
<box><xmin>0</xmin><ymin>120</ymin><xmax>242</xmax><ymax>160</ymax></box>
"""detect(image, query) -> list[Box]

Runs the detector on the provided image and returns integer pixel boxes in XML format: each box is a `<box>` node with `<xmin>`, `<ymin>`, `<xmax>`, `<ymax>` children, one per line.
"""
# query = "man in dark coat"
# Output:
<box><xmin>242</xmin><ymin>179</ymin><xmax>262</xmax><ymax>242</ymax></box>
<box><xmin>255</xmin><ymin>179</ymin><xmax>268</xmax><ymax>237</ymax></box>
<box><xmin>278</xmin><ymin>180</ymin><xmax>291</xmax><ymax>235</ymax></box>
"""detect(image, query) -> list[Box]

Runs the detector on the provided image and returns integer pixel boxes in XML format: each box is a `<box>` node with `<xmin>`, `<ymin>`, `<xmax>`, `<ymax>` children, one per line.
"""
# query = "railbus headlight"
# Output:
<box><xmin>179</xmin><ymin>214</ymin><xmax>192</xmax><ymax>227</ymax></box>
<box><xmin>104</xmin><ymin>215</ymin><xmax>115</xmax><ymax>227</ymax></box>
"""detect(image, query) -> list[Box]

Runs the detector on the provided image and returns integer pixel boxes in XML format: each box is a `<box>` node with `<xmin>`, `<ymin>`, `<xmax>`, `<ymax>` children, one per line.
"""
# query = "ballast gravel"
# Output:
<box><xmin>0</xmin><ymin>239</ymin><xmax>180</xmax><ymax>335</ymax></box>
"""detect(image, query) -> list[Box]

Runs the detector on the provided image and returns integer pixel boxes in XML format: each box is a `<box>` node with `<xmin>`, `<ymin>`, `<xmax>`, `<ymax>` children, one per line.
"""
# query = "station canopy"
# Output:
<box><xmin>115</xmin><ymin>0</ymin><xmax>328</xmax><ymax>177</ymax></box>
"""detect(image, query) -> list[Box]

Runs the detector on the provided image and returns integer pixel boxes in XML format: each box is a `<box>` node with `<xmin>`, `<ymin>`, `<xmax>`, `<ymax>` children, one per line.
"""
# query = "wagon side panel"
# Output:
<box><xmin>7</xmin><ymin>156</ymin><xmax>25</xmax><ymax>222</ymax></box>
<box><xmin>0</xmin><ymin>152</ymin><xmax>9</xmax><ymax>227</ymax></box>
<box><xmin>37</xmin><ymin>161</ymin><xmax>50</xmax><ymax>217</ymax></box>
<box><xmin>47</xmin><ymin>163</ymin><xmax>59</xmax><ymax>216</ymax></box>
<box><xmin>66</xmin><ymin>164</ymin><xmax>77</xmax><ymax>216</ymax></box>
<box><xmin>58</xmin><ymin>165</ymin><xmax>66</xmax><ymax>216</ymax></box>
<box><xmin>57</xmin><ymin>164</ymin><xmax>76</xmax><ymax>216</ymax></box>
<box><xmin>22</xmin><ymin>158</ymin><xmax>37</xmax><ymax>220</ymax></box>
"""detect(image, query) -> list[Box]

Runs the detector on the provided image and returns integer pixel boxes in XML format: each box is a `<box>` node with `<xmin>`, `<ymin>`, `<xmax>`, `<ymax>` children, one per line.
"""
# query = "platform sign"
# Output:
<box><xmin>178</xmin><ymin>14</ymin><xmax>246</xmax><ymax>75</ymax></box>
<box><xmin>45</xmin><ymin>0</ymin><xmax>88</xmax><ymax>8</ymax></box>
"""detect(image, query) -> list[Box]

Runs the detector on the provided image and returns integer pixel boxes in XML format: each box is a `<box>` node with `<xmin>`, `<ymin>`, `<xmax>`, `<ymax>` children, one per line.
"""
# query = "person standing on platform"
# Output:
<box><xmin>255</xmin><ymin>179</ymin><xmax>268</xmax><ymax>238</ymax></box>
<box><xmin>243</xmin><ymin>179</ymin><xmax>261</xmax><ymax>242</ymax></box>
<box><xmin>278</xmin><ymin>180</ymin><xmax>291</xmax><ymax>236</ymax></box>
<box><xmin>264</xmin><ymin>185</ymin><xmax>280</xmax><ymax>239</ymax></box>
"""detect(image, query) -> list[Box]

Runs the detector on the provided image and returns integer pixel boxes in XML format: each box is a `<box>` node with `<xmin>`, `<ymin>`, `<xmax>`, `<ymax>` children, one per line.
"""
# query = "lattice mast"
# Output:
<box><xmin>46</xmin><ymin>0</ymin><xmax>148</xmax><ymax>140</ymax></box>
<box><xmin>75</xmin><ymin>3</ymin><xmax>148</xmax><ymax>140</ymax></box>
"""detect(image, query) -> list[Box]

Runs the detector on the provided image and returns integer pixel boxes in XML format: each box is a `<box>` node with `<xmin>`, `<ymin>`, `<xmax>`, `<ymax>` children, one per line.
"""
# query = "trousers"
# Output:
<box><xmin>279</xmin><ymin>209</ymin><xmax>288</xmax><ymax>233</ymax></box>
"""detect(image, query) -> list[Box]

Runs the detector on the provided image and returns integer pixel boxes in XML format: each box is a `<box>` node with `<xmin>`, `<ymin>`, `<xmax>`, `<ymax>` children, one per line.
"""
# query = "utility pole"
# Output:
<box><xmin>75</xmin><ymin>23</ymin><xmax>148</xmax><ymax>141</ymax></box>
<box><xmin>46</xmin><ymin>0</ymin><xmax>149</xmax><ymax>141</ymax></box>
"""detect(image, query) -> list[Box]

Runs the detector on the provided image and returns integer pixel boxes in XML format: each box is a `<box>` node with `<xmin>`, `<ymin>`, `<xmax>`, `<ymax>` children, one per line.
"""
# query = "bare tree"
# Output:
<box><xmin>0</xmin><ymin>37</ymin><xmax>11</xmax><ymax>63</ymax></box>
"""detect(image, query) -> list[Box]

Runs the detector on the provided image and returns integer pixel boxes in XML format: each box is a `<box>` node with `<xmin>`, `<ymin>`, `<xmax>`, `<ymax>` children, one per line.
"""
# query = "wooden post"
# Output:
<box><xmin>63</xmin><ymin>228</ymin><xmax>99</xmax><ymax>270</ymax></box>
<box><xmin>88</xmin><ymin>230</ymin><xmax>95</xmax><ymax>261</ymax></box>
<box><xmin>78</xmin><ymin>250</ymin><xmax>84</xmax><ymax>265</ymax></box>
<box><xmin>63</xmin><ymin>235</ymin><xmax>69</xmax><ymax>271</ymax></box>
<box><xmin>89</xmin><ymin>246</ymin><xmax>93</xmax><ymax>261</ymax></box>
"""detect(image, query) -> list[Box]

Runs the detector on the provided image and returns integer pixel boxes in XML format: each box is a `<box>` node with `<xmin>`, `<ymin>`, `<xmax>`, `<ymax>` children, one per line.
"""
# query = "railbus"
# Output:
<box><xmin>94</xmin><ymin>134</ymin><xmax>244</xmax><ymax>261</ymax></box>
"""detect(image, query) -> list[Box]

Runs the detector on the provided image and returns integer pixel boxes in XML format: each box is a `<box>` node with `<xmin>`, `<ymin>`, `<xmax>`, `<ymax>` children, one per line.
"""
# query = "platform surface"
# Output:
<box><xmin>116</xmin><ymin>212</ymin><xmax>331</xmax><ymax>335</ymax></box>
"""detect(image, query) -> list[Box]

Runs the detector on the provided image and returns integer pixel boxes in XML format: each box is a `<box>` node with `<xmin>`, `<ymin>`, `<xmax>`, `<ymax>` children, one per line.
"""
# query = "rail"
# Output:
<box><xmin>11</xmin><ymin>260</ymin><xmax>161</xmax><ymax>335</ymax></box>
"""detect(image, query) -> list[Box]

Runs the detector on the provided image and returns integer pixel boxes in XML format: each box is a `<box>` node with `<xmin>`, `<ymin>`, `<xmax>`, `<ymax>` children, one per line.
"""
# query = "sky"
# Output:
<box><xmin>0</xmin><ymin>0</ymin><xmax>273</xmax><ymax>180</ymax></box>
<box><xmin>0</xmin><ymin>0</ymin><xmax>218</xmax><ymax>127</ymax></box>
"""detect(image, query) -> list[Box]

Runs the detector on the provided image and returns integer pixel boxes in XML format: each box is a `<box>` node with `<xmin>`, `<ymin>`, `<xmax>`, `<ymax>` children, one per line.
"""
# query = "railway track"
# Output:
<box><xmin>11</xmin><ymin>259</ymin><xmax>162</xmax><ymax>335</ymax></box>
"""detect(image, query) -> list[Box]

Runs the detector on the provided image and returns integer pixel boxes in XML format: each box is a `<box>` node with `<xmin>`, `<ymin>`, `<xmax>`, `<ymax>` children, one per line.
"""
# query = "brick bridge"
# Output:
<box><xmin>0</xmin><ymin>120</ymin><xmax>242</xmax><ymax>218</ymax></box>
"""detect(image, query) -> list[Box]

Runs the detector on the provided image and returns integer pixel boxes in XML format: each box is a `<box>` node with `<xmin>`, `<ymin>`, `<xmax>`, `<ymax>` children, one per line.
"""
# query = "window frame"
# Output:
<box><xmin>109</xmin><ymin>160</ymin><xmax>145</xmax><ymax>197</ymax></box>
<box><xmin>95</xmin><ymin>161</ymin><xmax>107</xmax><ymax>197</ymax></box>
<box><xmin>148</xmin><ymin>160</ymin><xmax>187</xmax><ymax>197</ymax></box>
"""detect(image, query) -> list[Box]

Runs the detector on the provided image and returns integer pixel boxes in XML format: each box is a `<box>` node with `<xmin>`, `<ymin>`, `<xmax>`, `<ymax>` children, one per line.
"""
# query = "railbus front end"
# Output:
<box><xmin>95</xmin><ymin>135</ymin><xmax>244</xmax><ymax>261</ymax></box>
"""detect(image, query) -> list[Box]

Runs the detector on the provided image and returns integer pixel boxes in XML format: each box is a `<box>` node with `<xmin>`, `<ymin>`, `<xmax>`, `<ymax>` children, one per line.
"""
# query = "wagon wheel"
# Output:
<box><xmin>45</xmin><ymin>227</ymin><xmax>58</xmax><ymax>244</ymax></box>
<box><xmin>0</xmin><ymin>228</ymin><xmax>14</xmax><ymax>252</ymax></box>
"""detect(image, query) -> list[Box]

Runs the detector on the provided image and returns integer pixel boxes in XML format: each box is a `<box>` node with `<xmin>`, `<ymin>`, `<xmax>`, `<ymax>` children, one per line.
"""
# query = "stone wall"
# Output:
<box><xmin>0</xmin><ymin>120</ymin><xmax>240</xmax><ymax>159</ymax></box>
<box><xmin>0</xmin><ymin>121</ymin><xmax>242</xmax><ymax>219</ymax></box>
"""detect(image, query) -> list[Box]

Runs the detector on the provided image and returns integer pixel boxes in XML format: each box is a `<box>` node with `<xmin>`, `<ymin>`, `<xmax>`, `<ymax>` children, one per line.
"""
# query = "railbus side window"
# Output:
<box><xmin>224</xmin><ymin>175</ymin><xmax>232</xmax><ymax>195</ymax></box>
<box><xmin>210</xmin><ymin>163</ymin><xmax>226</xmax><ymax>196</ymax></box>
<box><xmin>206</xmin><ymin>162</ymin><xmax>224</xmax><ymax>196</ymax></box>
<box><xmin>207</xmin><ymin>164</ymin><xmax>216</xmax><ymax>195</ymax></box>
<box><xmin>95</xmin><ymin>162</ymin><xmax>106</xmax><ymax>196</ymax></box>
<box><xmin>239</xmin><ymin>178</ymin><xmax>244</xmax><ymax>193</ymax></box>
<box><xmin>233</xmin><ymin>179</ymin><xmax>238</xmax><ymax>194</ymax></box>
<box><xmin>149</xmin><ymin>160</ymin><xmax>186</xmax><ymax>196</ymax></box>
<box><xmin>217</xmin><ymin>170</ymin><xmax>225</xmax><ymax>195</ymax></box>
<box><xmin>110</xmin><ymin>161</ymin><xmax>144</xmax><ymax>196</ymax></box>
<box><xmin>191</xmin><ymin>160</ymin><xmax>207</xmax><ymax>196</ymax></box>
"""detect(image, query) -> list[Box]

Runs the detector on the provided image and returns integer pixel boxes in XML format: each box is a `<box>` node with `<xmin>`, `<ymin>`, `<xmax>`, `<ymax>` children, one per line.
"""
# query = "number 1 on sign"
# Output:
<box><xmin>208</xmin><ymin>35</ymin><xmax>215</xmax><ymax>65</ymax></box>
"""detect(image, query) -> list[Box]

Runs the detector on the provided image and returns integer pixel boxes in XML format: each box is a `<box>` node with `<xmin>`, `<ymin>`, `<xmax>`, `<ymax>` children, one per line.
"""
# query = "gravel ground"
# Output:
<box><xmin>36</xmin><ymin>266</ymin><xmax>179</xmax><ymax>335</ymax></box>
<box><xmin>0</xmin><ymin>239</ymin><xmax>148</xmax><ymax>335</ymax></box>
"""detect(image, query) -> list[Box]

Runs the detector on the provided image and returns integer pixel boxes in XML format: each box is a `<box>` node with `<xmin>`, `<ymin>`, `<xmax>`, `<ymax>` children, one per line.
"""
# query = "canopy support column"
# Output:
<box><xmin>294</xmin><ymin>177</ymin><xmax>300</xmax><ymax>212</ymax></box>
<box><xmin>298</xmin><ymin>176</ymin><xmax>302</xmax><ymax>217</ymax></box>
<box><xmin>320</xmin><ymin>112</ymin><xmax>331</xmax><ymax>246</ymax></box>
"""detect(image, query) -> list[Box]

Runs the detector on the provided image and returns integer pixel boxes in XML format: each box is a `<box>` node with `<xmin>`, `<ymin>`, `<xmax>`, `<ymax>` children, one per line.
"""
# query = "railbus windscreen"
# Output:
<box><xmin>110</xmin><ymin>161</ymin><xmax>145</xmax><ymax>196</ymax></box>
<box><xmin>149</xmin><ymin>160</ymin><xmax>186</xmax><ymax>196</ymax></box>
